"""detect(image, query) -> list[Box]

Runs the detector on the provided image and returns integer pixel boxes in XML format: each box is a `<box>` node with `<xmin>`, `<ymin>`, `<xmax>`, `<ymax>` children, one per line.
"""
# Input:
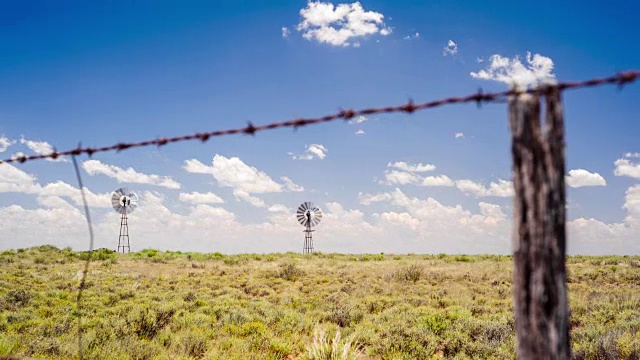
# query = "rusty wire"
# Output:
<box><xmin>1</xmin><ymin>70</ymin><xmax>638</xmax><ymax>165</ymax></box>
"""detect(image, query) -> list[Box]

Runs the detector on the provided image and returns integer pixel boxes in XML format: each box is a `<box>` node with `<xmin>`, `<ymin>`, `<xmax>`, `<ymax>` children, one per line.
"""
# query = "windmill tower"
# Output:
<box><xmin>111</xmin><ymin>188</ymin><xmax>138</xmax><ymax>253</ymax></box>
<box><xmin>296</xmin><ymin>202</ymin><xmax>323</xmax><ymax>254</ymax></box>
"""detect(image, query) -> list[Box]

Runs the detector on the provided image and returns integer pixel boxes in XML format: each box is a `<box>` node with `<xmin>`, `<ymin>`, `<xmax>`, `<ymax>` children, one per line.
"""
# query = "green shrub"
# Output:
<box><xmin>395</xmin><ymin>264</ymin><xmax>424</xmax><ymax>283</ymax></box>
<box><xmin>453</xmin><ymin>255</ymin><xmax>473</xmax><ymax>263</ymax></box>
<box><xmin>0</xmin><ymin>334</ymin><xmax>19</xmax><ymax>356</ymax></box>
<box><xmin>3</xmin><ymin>289</ymin><xmax>31</xmax><ymax>310</ymax></box>
<box><xmin>224</xmin><ymin>257</ymin><xmax>240</xmax><ymax>266</ymax></box>
<box><xmin>417</xmin><ymin>312</ymin><xmax>451</xmax><ymax>335</ymax></box>
<box><xmin>127</xmin><ymin>307</ymin><xmax>176</xmax><ymax>339</ymax></box>
<box><xmin>278</xmin><ymin>262</ymin><xmax>305</xmax><ymax>281</ymax></box>
<box><xmin>325</xmin><ymin>304</ymin><xmax>362</xmax><ymax>328</ymax></box>
<box><xmin>183</xmin><ymin>292</ymin><xmax>197</xmax><ymax>302</ymax></box>
<box><xmin>180</xmin><ymin>330</ymin><xmax>209</xmax><ymax>358</ymax></box>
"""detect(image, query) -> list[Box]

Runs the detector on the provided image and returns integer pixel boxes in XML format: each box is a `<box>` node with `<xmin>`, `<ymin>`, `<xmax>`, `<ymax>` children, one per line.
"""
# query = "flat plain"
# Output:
<box><xmin>0</xmin><ymin>246</ymin><xmax>639</xmax><ymax>359</ymax></box>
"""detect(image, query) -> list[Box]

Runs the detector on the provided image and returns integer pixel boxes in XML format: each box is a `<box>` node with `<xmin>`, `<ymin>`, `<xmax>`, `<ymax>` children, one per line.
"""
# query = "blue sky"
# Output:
<box><xmin>1</xmin><ymin>1</ymin><xmax>638</xmax><ymax>254</ymax></box>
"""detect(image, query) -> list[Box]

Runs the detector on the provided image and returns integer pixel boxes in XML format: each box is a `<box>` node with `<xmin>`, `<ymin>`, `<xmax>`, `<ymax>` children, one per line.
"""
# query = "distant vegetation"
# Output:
<box><xmin>0</xmin><ymin>246</ymin><xmax>639</xmax><ymax>359</ymax></box>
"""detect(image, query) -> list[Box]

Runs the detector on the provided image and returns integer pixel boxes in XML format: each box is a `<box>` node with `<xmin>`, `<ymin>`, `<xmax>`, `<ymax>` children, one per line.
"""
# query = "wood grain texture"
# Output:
<box><xmin>509</xmin><ymin>88</ymin><xmax>570</xmax><ymax>360</ymax></box>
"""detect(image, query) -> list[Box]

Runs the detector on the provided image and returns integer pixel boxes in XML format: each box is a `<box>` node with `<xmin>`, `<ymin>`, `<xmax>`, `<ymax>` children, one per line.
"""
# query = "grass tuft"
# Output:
<box><xmin>306</xmin><ymin>327</ymin><xmax>361</xmax><ymax>360</ymax></box>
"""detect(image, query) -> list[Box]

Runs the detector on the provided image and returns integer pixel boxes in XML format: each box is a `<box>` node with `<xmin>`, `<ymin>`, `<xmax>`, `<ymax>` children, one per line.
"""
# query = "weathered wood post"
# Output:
<box><xmin>509</xmin><ymin>87</ymin><xmax>570</xmax><ymax>359</ymax></box>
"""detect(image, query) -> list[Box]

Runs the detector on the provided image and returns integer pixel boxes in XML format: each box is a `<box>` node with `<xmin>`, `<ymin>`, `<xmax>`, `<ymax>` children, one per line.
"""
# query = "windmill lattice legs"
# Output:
<box><xmin>303</xmin><ymin>224</ymin><xmax>314</xmax><ymax>254</ymax></box>
<box><xmin>118</xmin><ymin>212</ymin><xmax>130</xmax><ymax>253</ymax></box>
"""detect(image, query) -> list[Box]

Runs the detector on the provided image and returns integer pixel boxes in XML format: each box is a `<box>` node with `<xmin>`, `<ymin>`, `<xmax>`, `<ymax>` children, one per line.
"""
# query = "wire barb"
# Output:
<box><xmin>244</xmin><ymin>122</ymin><xmax>257</xmax><ymax>135</ymax></box>
<box><xmin>1</xmin><ymin>69</ymin><xmax>638</xmax><ymax>165</ymax></box>
<box><xmin>474</xmin><ymin>88</ymin><xmax>484</xmax><ymax>108</ymax></box>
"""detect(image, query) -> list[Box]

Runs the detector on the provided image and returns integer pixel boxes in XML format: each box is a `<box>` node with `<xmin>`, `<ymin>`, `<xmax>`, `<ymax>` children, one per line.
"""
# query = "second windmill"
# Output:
<box><xmin>296</xmin><ymin>202</ymin><xmax>322</xmax><ymax>254</ymax></box>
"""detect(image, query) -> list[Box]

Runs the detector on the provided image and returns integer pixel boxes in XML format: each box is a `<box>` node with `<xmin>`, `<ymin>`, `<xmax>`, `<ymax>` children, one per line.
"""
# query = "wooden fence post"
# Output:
<box><xmin>509</xmin><ymin>88</ymin><xmax>570</xmax><ymax>359</ymax></box>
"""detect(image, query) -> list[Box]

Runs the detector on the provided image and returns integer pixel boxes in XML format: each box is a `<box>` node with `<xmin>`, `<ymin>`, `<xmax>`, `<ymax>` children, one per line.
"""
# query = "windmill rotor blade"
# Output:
<box><xmin>111</xmin><ymin>190</ymin><xmax>124</xmax><ymax>213</ymax></box>
<box><xmin>126</xmin><ymin>192</ymin><xmax>138</xmax><ymax>214</ymax></box>
<box><xmin>125</xmin><ymin>199</ymin><xmax>138</xmax><ymax>214</ymax></box>
<box><xmin>125</xmin><ymin>190</ymin><xmax>138</xmax><ymax>200</ymax></box>
<box><xmin>112</xmin><ymin>188</ymin><xmax>139</xmax><ymax>214</ymax></box>
<box><xmin>297</xmin><ymin>202</ymin><xmax>322</xmax><ymax>227</ymax></box>
<box><xmin>307</xmin><ymin>207</ymin><xmax>322</xmax><ymax>227</ymax></box>
<box><xmin>297</xmin><ymin>202</ymin><xmax>311</xmax><ymax>214</ymax></box>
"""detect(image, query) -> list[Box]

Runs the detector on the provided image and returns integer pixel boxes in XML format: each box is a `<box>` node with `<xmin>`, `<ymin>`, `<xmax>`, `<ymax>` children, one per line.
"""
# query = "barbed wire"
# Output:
<box><xmin>1</xmin><ymin>70</ymin><xmax>638</xmax><ymax>165</ymax></box>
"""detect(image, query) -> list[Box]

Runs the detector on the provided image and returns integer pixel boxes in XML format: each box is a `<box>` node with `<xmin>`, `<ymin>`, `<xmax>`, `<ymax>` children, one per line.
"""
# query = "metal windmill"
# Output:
<box><xmin>111</xmin><ymin>188</ymin><xmax>138</xmax><ymax>253</ymax></box>
<box><xmin>296</xmin><ymin>202</ymin><xmax>323</xmax><ymax>254</ymax></box>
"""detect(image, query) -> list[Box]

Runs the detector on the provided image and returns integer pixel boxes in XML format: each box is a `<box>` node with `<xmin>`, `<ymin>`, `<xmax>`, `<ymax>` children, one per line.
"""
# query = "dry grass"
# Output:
<box><xmin>0</xmin><ymin>247</ymin><xmax>638</xmax><ymax>359</ymax></box>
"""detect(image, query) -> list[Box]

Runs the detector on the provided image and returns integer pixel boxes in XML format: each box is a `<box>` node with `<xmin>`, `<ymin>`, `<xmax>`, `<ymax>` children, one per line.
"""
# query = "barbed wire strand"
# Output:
<box><xmin>71</xmin><ymin>154</ymin><xmax>95</xmax><ymax>360</ymax></box>
<box><xmin>1</xmin><ymin>70</ymin><xmax>638</xmax><ymax>165</ymax></box>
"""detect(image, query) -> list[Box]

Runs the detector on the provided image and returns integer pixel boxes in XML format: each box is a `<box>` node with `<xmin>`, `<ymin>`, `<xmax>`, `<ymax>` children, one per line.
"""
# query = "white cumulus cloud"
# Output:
<box><xmin>456</xmin><ymin>179</ymin><xmax>513</xmax><ymax>197</ymax></box>
<box><xmin>348</xmin><ymin>115</ymin><xmax>369</xmax><ymax>124</ymax></box>
<box><xmin>0</xmin><ymin>136</ymin><xmax>15</xmax><ymax>153</ymax></box>
<box><xmin>82</xmin><ymin>160</ymin><xmax>181</xmax><ymax>189</ymax></box>
<box><xmin>296</xmin><ymin>1</ymin><xmax>391</xmax><ymax>47</ymax></box>
<box><xmin>39</xmin><ymin>181</ymin><xmax>111</xmax><ymax>208</ymax></box>
<box><xmin>209</xmin><ymin>155</ymin><xmax>283</xmax><ymax>193</ymax></box>
<box><xmin>291</xmin><ymin>144</ymin><xmax>328</xmax><ymax>160</ymax></box>
<box><xmin>455</xmin><ymin>132</ymin><xmax>465</xmax><ymax>139</ymax></box>
<box><xmin>19</xmin><ymin>137</ymin><xmax>67</xmax><ymax>162</ymax></box>
<box><xmin>232</xmin><ymin>189</ymin><xmax>266</xmax><ymax>208</ymax></box>
<box><xmin>422</xmin><ymin>175</ymin><xmax>455</xmax><ymax>187</ymax></box>
<box><xmin>183</xmin><ymin>155</ymin><xmax>303</xmax><ymax>207</ymax></box>
<box><xmin>624</xmin><ymin>185</ymin><xmax>640</xmax><ymax>225</ymax></box>
<box><xmin>0</xmin><ymin>163</ymin><xmax>111</xmax><ymax>208</ymax></box>
<box><xmin>567</xmin><ymin>184</ymin><xmax>640</xmax><ymax>254</ymax></box>
<box><xmin>614</xmin><ymin>158</ymin><xmax>640</xmax><ymax>179</ymax></box>
<box><xmin>0</xmin><ymin>163</ymin><xmax>40</xmax><ymax>194</ymax></box>
<box><xmin>355</xmin><ymin>129</ymin><xmax>365</xmax><ymax>135</ymax></box>
<box><xmin>388</xmin><ymin>161</ymin><xmax>436</xmax><ymax>173</ymax></box>
<box><xmin>381</xmin><ymin>170</ymin><xmax>422</xmax><ymax>185</ymax></box>
<box><xmin>358</xmin><ymin>192</ymin><xmax>393</xmax><ymax>205</ymax></box>
<box><xmin>470</xmin><ymin>52</ymin><xmax>556</xmax><ymax>88</ymax></box>
<box><xmin>178</xmin><ymin>192</ymin><xmax>224</xmax><ymax>204</ymax></box>
<box><xmin>361</xmin><ymin>188</ymin><xmax>510</xmax><ymax>252</ymax></box>
<box><xmin>268</xmin><ymin>204</ymin><xmax>289</xmax><ymax>213</ymax></box>
<box><xmin>282</xmin><ymin>26</ymin><xmax>291</xmax><ymax>38</ymax></box>
<box><xmin>281</xmin><ymin>176</ymin><xmax>304</xmax><ymax>192</ymax></box>
<box><xmin>566</xmin><ymin>169</ymin><xmax>606</xmax><ymax>188</ymax></box>
<box><xmin>379</xmin><ymin>162</ymin><xmax>452</xmax><ymax>187</ymax></box>
<box><xmin>443</xmin><ymin>40</ymin><xmax>458</xmax><ymax>56</ymax></box>
<box><xmin>183</xmin><ymin>159</ymin><xmax>213</xmax><ymax>174</ymax></box>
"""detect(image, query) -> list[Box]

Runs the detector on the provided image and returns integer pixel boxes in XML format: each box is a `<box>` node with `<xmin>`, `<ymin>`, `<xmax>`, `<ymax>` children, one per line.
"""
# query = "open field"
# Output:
<box><xmin>0</xmin><ymin>246</ymin><xmax>639</xmax><ymax>359</ymax></box>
